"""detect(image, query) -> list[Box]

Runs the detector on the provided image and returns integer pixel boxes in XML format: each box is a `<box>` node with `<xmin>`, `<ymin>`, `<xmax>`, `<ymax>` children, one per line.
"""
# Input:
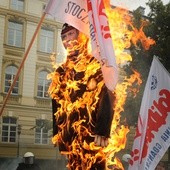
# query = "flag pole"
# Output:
<box><xmin>0</xmin><ymin>12</ymin><xmax>46</xmax><ymax>116</ymax></box>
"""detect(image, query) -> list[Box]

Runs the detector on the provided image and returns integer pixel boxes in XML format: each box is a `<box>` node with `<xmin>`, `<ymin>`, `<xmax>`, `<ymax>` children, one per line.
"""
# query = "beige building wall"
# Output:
<box><xmin>0</xmin><ymin>0</ymin><xmax>8</xmax><ymax>8</ymax></box>
<box><xmin>0</xmin><ymin>0</ymin><xmax>64</xmax><ymax>160</ymax></box>
<box><xmin>22</xmin><ymin>21</ymin><xmax>37</xmax><ymax>103</ymax></box>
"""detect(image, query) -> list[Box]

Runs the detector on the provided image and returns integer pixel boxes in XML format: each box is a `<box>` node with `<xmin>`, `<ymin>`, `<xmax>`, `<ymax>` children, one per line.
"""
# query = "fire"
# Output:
<box><xmin>104</xmin><ymin>70</ymin><xmax>142</xmax><ymax>169</ymax></box>
<box><xmin>48</xmin><ymin>0</ymin><xmax>155</xmax><ymax>169</ymax></box>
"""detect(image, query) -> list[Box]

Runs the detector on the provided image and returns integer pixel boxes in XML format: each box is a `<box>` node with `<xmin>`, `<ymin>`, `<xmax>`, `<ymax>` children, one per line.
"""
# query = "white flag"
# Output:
<box><xmin>128</xmin><ymin>57</ymin><xmax>170</xmax><ymax>170</ymax></box>
<box><xmin>45</xmin><ymin>0</ymin><xmax>118</xmax><ymax>91</ymax></box>
<box><xmin>87</xmin><ymin>0</ymin><xmax>118</xmax><ymax>91</ymax></box>
<box><xmin>45</xmin><ymin>0</ymin><xmax>89</xmax><ymax>36</ymax></box>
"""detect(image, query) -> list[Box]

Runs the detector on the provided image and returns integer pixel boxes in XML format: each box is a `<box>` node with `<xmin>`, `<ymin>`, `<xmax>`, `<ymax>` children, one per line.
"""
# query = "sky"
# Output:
<box><xmin>110</xmin><ymin>0</ymin><xmax>170</xmax><ymax>15</ymax></box>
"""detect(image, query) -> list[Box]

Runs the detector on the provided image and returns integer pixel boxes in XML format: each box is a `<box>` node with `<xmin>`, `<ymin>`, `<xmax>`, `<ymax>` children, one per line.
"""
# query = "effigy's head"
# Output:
<box><xmin>61</xmin><ymin>23</ymin><xmax>79</xmax><ymax>49</ymax></box>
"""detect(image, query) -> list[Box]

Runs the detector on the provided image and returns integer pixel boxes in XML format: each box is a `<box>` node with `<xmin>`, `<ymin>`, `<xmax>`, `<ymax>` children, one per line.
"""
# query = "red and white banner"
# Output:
<box><xmin>87</xmin><ymin>0</ymin><xmax>118</xmax><ymax>91</ymax></box>
<box><xmin>128</xmin><ymin>57</ymin><xmax>170</xmax><ymax>170</ymax></box>
<box><xmin>45</xmin><ymin>0</ymin><xmax>118</xmax><ymax>91</ymax></box>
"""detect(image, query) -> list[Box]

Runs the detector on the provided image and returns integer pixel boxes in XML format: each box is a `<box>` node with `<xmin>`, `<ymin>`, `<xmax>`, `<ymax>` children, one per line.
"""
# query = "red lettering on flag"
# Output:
<box><xmin>141</xmin><ymin>89</ymin><xmax>170</xmax><ymax>160</ymax></box>
<box><xmin>130</xmin><ymin>89</ymin><xmax>170</xmax><ymax>165</ymax></box>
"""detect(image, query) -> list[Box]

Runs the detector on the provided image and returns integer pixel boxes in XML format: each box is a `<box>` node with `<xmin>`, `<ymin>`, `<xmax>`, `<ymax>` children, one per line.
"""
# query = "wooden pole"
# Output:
<box><xmin>0</xmin><ymin>12</ymin><xmax>46</xmax><ymax>116</ymax></box>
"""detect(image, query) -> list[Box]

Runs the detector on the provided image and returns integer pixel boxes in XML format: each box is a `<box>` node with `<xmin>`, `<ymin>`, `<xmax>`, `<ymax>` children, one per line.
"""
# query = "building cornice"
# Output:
<box><xmin>0</xmin><ymin>7</ymin><xmax>62</xmax><ymax>28</ymax></box>
<box><xmin>0</xmin><ymin>102</ymin><xmax>52</xmax><ymax>112</ymax></box>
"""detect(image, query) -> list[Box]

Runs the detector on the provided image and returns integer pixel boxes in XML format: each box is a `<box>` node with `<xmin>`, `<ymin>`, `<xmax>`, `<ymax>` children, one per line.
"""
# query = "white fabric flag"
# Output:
<box><xmin>128</xmin><ymin>56</ymin><xmax>170</xmax><ymax>170</ymax></box>
<box><xmin>45</xmin><ymin>0</ymin><xmax>89</xmax><ymax>36</ymax></box>
<box><xmin>45</xmin><ymin>0</ymin><xmax>118</xmax><ymax>91</ymax></box>
<box><xmin>87</xmin><ymin>0</ymin><xmax>118</xmax><ymax>91</ymax></box>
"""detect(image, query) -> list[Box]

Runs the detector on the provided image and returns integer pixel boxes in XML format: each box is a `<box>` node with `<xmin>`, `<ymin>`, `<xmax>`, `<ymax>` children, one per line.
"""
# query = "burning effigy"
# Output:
<box><xmin>48</xmin><ymin>0</ymin><xmax>155</xmax><ymax>169</ymax></box>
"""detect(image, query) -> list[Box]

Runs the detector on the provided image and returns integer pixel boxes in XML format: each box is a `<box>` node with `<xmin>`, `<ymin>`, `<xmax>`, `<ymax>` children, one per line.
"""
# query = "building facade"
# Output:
<box><xmin>0</xmin><ymin>0</ymin><xmax>65</xmax><ymax>161</ymax></box>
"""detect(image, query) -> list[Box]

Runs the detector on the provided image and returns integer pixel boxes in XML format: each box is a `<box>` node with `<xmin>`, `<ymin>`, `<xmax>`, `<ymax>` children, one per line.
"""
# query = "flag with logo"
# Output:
<box><xmin>45</xmin><ymin>0</ymin><xmax>118</xmax><ymax>91</ymax></box>
<box><xmin>128</xmin><ymin>56</ymin><xmax>170</xmax><ymax>170</ymax></box>
<box><xmin>45</xmin><ymin>0</ymin><xmax>89</xmax><ymax>36</ymax></box>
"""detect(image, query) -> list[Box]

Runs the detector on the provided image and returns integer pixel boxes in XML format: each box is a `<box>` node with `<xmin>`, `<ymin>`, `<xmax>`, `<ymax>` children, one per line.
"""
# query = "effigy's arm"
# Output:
<box><xmin>94</xmin><ymin>85</ymin><xmax>115</xmax><ymax>138</ymax></box>
<box><xmin>52</xmin><ymin>99</ymin><xmax>59</xmax><ymax>136</ymax></box>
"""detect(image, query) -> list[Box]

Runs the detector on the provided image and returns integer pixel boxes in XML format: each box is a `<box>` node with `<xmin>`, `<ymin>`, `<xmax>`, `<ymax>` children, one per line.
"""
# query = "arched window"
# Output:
<box><xmin>37</xmin><ymin>71</ymin><xmax>50</xmax><ymax>98</ymax></box>
<box><xmin>4</xmin><ymin>65</ymin><xmax>19</xmax><ymax>94</ymax></box>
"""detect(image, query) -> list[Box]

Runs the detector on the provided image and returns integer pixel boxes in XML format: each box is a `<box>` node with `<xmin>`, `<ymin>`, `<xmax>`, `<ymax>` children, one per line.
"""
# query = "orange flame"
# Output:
<box><xmin>48</xmin><ymin>0</ymin><xmax>155</xmax><ymax>169</ymax></box>
<box><xmin>103</xmin><ymin>70</ymin><xmax>142</xmax><ymax>169</ymax></box>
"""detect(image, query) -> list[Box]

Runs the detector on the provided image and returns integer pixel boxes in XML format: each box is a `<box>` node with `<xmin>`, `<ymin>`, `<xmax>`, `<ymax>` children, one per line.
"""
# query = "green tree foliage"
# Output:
<box><xmin>146</xmin><ymin>0</ymin><xmax>170</xmax><ymax>71</ymax></box>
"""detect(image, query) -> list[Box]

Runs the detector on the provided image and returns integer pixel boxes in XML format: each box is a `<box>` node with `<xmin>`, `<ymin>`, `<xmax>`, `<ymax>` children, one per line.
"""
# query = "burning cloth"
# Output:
<box><xmin>48</xmin><ymin>32</ymin><xmax>116</xmax><ymax>170</ymax></box>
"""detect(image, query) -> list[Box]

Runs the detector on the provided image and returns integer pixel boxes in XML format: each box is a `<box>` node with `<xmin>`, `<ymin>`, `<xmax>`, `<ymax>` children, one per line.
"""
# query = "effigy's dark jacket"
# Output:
<box><xmin>49</xmin><ymin>52</ymin><xmax>115</xmax><ymax>152</ymax></box>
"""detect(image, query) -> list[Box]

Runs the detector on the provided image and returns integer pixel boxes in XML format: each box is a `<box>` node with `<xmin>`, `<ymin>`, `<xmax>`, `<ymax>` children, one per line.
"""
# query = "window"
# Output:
<box><xmin>39</xmin><ymin>28</ymin><xmax>54</xmax><ymax>53</ymax></box>
<box><xmin>4</xmin><ymin>65</ymin><xmax>19</xmax><ymax>94</ymax></box>
<box><xmin>8</xmin><ymin>21</ymin><xmax>23</xmax><ymax>47</ymax></box>
<box><xmin>37</xmin><ymin>71</ymin><xmax>50</xmax><ymax>98</ymax></box>
<box><xmin>35</xmin><ymin>119</ymin><xmax>49</xmax><ymax>144</ymax></box>
<box><xmin>2</xmin><ymin>117</ymin><xmax>17</xmax><ymax>143</ymax></box>
<box><xmin>10</xmin><ymin>0</ymin><xmax>24</xmax><ymax>12</ymax></box>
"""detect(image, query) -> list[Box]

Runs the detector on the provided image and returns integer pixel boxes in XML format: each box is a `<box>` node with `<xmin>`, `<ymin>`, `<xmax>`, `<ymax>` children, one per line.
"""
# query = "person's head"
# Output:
<box><xmin>23</xmin><ymin>152</ymin><xmax>34</xmax><ymax>165</ymax></box>
<box><xmin>61</xmin><ymin>23</ymin><xmax>79</xmax><ymax>49</ymax></box>
<box><xmin>122</xmin><ymin>154</ymin><xmax>131</xmax><ymax>163</ymax></box>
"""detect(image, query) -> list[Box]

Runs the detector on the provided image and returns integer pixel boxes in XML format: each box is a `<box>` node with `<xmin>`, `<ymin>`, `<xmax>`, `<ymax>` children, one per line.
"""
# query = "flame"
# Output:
<box><xmin>48</xmin><ymin>0</ymin><xmax>155</xmax><ymax>169</ymax></box>
<box><xmin>103</xmin><ymin>69</ymin><xmax>142</xmax><ymax>170</ymax></box>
